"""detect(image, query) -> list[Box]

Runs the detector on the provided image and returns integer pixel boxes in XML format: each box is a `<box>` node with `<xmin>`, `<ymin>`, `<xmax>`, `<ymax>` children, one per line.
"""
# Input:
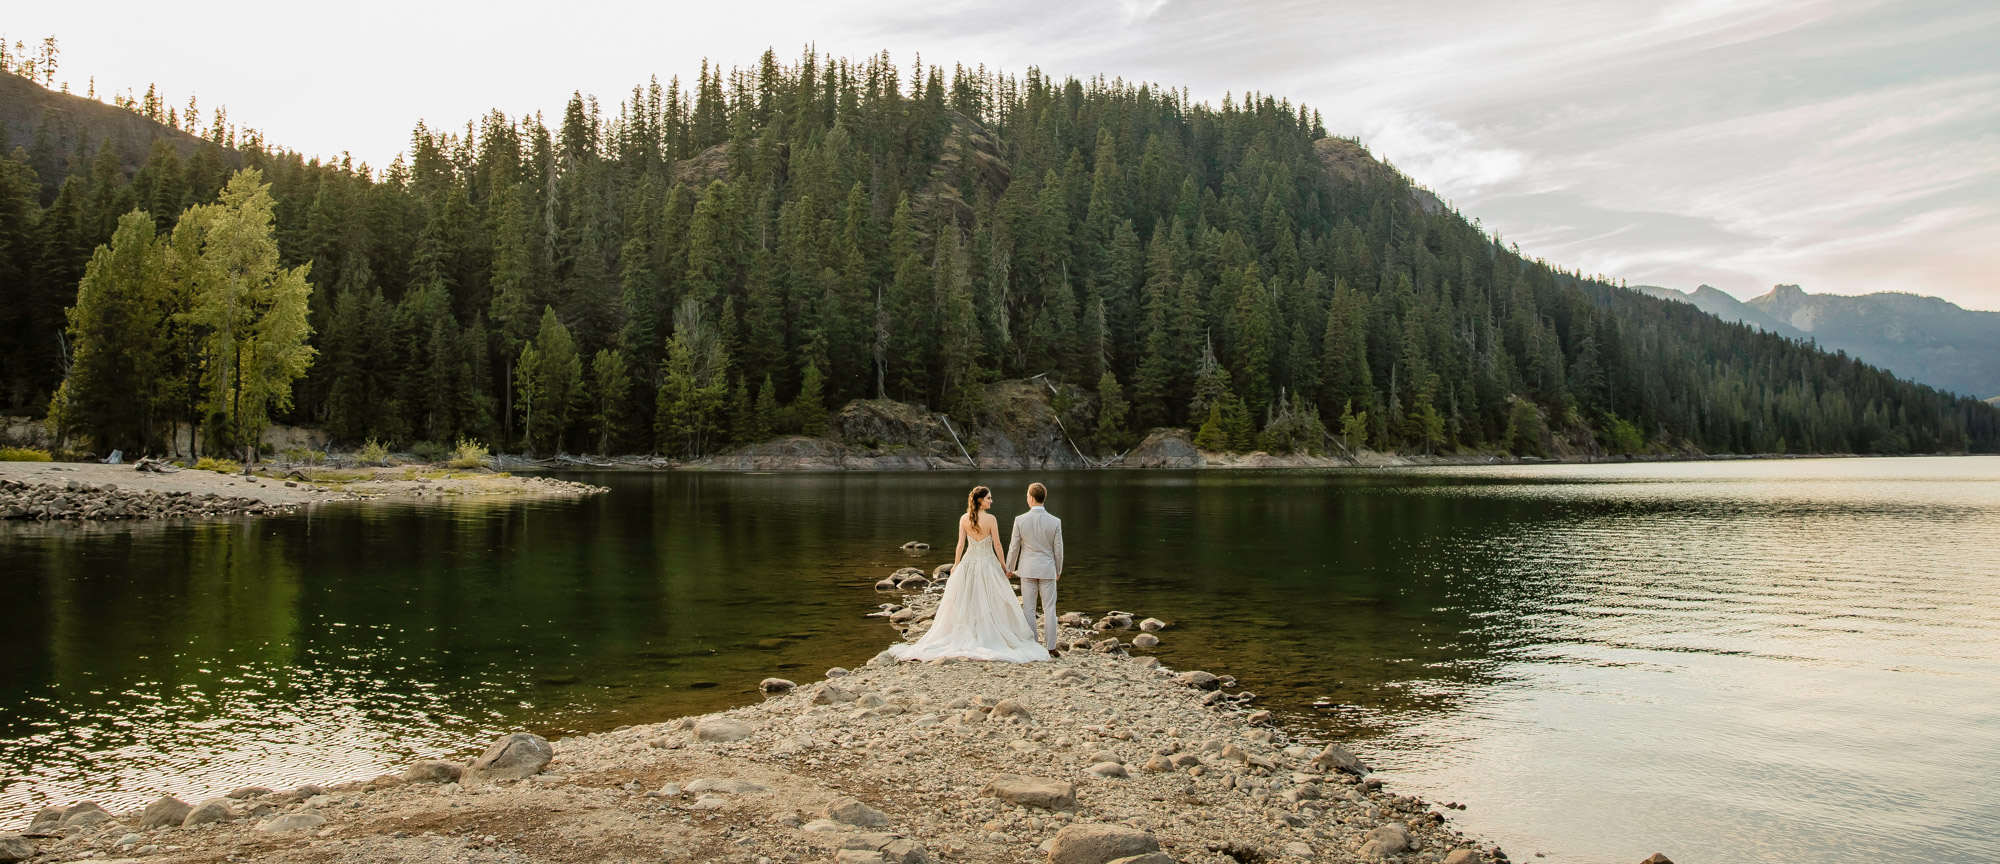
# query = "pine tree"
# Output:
<box><xmin>49</xmin><ymin>210</ymin><xmax>168</xmax><ymax>452</ymax></box>
<box><xmin>590</xmin><ymin>348</ymin><xmax>631</xmax><ymax>453</ymax></box>
<box><xmin>793</xmin><ymin>361</ymin><xmax>829</xmax><ymax>436</ymax></box>
<box><xmin>1094</xmin><ymin>371</ymin><xmax>1130</xmax><ymax>451</ymax></box>
<box><xmin>517</xmin><ymin>307</ymin><xmax>581</xmax><ymax>453</ymax></box>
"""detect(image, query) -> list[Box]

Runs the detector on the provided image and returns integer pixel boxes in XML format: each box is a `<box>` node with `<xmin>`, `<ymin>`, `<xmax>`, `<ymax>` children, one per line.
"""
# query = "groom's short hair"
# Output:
<box><xmin>1027</xmin><ymin>482</ymin><xmax>1047</xmax><ymax>503</ymax></box>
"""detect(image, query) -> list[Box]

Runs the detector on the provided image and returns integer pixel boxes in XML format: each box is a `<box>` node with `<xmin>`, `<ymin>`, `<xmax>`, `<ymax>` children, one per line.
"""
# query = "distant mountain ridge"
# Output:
<box><xmin>1637</xmin><ymin>284</ymin><xmax>2000</xmax><ymax>399</ymax></box>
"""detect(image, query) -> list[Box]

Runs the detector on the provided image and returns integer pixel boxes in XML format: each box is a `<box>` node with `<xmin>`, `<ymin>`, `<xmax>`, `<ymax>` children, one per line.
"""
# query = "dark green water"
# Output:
<box><xmin>4</xmin><ymin>459</ymin><xmax>1998</xmax><ymax>864</ymax></box>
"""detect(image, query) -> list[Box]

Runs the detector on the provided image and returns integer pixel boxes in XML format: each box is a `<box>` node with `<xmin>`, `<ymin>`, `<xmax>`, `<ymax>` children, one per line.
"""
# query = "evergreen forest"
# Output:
<box><xmin>1</xmin><ymin>44</ymin><xmax>1995</xmax><ymax>459</ymax></box>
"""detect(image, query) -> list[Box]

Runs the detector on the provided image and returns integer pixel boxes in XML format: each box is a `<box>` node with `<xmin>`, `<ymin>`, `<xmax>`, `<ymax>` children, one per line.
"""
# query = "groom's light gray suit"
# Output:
<box><xmin>1007</xmin><ymin>505</ymin><xmax>1064</xmax><ymax>650</ymax></box>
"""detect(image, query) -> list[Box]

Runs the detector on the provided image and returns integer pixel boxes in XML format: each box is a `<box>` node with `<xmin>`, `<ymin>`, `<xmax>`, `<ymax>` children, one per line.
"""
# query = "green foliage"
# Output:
<box><xmin>1193</xmin><ymin>403</ymin><xmax>1230</xmax><ymax>453</ymax></box>
<box><xmin>6</xmin><ymin>51</ymin><xmax>1995</xmax><ymax>461</ymax></box>
<box><xmin>0</xmin><ymin>446</ymin><xmax>53</xmax><ymax>462</ymax></box>
<box><xmin>793</xmin><ymin>362</ymin><xmax>830</xmax><ymax>437</ymax></box>
<box><xmin>48</xmin><ymin>210</ymin><xmax>169</xmax><ymax>453</ymax></box>
<box><xmin>1337</xmin><ymin>400</ymin><xmax>1369</xmax><ymax>453</ymax></box>
<box><xmin>448</xmin><ymin>436</ymin><xmax>489</xmax><ymax>469</ymax></box>
<box><xmin>1504</xmin><ymin>398</ymin><xmax>1544</xmax><ymax>457</ymax></box>
<box><xmin>516</xmin><ymin>307</ymin><xmax>582</xmax><ymax>454</ymax></box>
<box><xmin>410</xmin><ymin>440</ymin><xmax>449</xmax><ymax>463</ymax></box>
<box><xmin>1258</xmin><ymin>394</ymin><xmax>1328</xmax><ymax>455</ymax></box>
<box><xmin>1604</xmin><ymin>414</ymin><xmax>1645</xmax><ymax>456</ymax></box>
<box><xmin>357</xmin><ymin>437</ymin><xmax>389</xmax><ymax>466</ymax></box>
<box><xmin>192</xmin><ymin>456</ymin><xmax>240</xmax><ymax>473</ymax></box>
<box><xmin>279</xmin><ymin>446</ymin><xmax>327</xmax><ymax>465</ymax></box>
<box><xmin>182</xmin><ymin>171</ymin><xmax>316</xmax><ymax>459</ymax></box>
<box><xmin>589</xmin><ymin>348</ymin><xmax>632</xmax><ymax>454</ymax></box>
<box><xmin>1095</xmin><ymin>372</ymin><xmax>1131</xmax><ymax>451</ymax></box>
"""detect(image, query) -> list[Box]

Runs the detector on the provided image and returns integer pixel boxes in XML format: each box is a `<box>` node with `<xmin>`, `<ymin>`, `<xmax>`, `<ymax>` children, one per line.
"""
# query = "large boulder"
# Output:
<box><xmin>138</xmin><ymin>796</ymin><xmax>192</xmax><ymax>829</ymax></box>
<box><xmin>1313</xmin><ymin>743</ymin><xmax>1369</xmax><ymax>776</ymax></box>
<box><xmin>403</xmin><ymin>759</ymin><xmax>464</xmax><ymax>784</ymax></box>
<box><xmin>694</xmin><ymin>717</ymin><xmax>755</xmax><ymax>742</ymax></box>
<box><xmin>58</xmin><ymin>802</ymin><xmax>110</xmax><ymax>830</ymax></box>
<box><xmin>1174</xmin><ymin>671</ymin><xmax>1220</xmax><ymax>691</ymax></box>
<box><xmin>821</xmin><ymin>796</ymin><xmax>890</xmax><ymax>826</ymax></box>
<box><xmin>1046</xmin><ymin>824</ymin><xmax>1162</xmax><ymax>864</ymax></box>
<box><xmin>181</xmin><ymin>798</ymin><xmax>236</xmax><ymax>827</ymax></box>
<box><xmin>26</xmin><ymin>807</ymin><xmax>61</xmax><ymax>833</ymax></box>
<box><xmin>0</xmin><ymin>835</ymin><xmax>36</xmax><ymax>863</ymax></box>
<box><xmin>979</xmin><ymin>774</ymin><xmax>1075</xmax><ymax>810</ymax></box>
<box><xmin>1121</xmin><ymin>429</ymin><xmax>1205</xmax><ymax>469</ymax></box>
<box><xmin>1358</xmin><ymin>823</ymin><xmax>1411</xmax><ymax>858</ymax></box>
<box><xmin>256</xmin><ymin>810</ymin><xmax>326</xmax><ymax>833</ymax></box>
<box><xmin>462</xmin><ymin>732</ymin><xmax>554</xmax><ymax>784</ymax></box>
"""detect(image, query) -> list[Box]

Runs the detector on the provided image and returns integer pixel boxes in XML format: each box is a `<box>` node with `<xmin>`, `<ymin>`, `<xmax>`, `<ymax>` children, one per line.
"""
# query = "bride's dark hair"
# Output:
<box><xmin>966</xmin><ymin>485</ymin><xmax>991</xmax><ymax>531</ymax></box>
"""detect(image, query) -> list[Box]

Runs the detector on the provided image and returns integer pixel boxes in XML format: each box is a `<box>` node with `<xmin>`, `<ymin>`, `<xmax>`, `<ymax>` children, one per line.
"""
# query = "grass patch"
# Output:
<box><xmin>0</xmin><ymin>446</ymin><xmax>53</xmax><ymax>462</ymax></box>
<box><xmin>447</xmin><ymin>437</ymin><xmax>489</xmax><ymax>469</ymax></box>
<box><xmin>193</xmin><ymin>456</ymin><xmax>242</xmax><ymax>474</ymax></box>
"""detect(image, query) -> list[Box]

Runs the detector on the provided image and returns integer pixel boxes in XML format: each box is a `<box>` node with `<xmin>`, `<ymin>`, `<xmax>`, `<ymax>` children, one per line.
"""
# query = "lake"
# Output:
<box><xmin>3</xmin><ymin>457</ymin><xmax>1997</xmax><ymax>862</ymax></box>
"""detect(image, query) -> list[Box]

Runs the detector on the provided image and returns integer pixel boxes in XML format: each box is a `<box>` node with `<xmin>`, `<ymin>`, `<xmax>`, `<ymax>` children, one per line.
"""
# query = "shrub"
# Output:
<box><xmin>357</xmin><ymin>438</ymin><xmax>390</xmax><ymax>466</ymax></box>
<box><xmin>448</xmin><ymin>437</ymin><xmax>489</xmax><ymax>469</ymax></box>
<box><xmin>278</xmin><ymin>446</ymin><xmax>328</xmax><ymax>465</ymax></box>
<box><xmin>0</xmin><ymin>446</ymin><xmax>53</xmax><ymax>462</ymax></box>
<box><xmin>410</xmin><ymin>440</ymin><xmax>449</xmax><ymax>463</ymax></box>
<box><xmin>193</xmin><ymin>456</ymin><xmax>242</xmax><ymax>474</ymax></box>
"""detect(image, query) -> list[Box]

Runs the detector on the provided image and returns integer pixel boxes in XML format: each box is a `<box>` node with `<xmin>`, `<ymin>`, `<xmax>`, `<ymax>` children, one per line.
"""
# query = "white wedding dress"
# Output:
<box><xmin>886</xmin><ymin>532</ymin><xmax>1049</xmax><ymax>663</ymax></box>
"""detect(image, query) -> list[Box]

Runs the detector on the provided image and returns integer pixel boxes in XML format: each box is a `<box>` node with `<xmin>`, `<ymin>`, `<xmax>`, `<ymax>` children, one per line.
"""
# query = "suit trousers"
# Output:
<box><xmin>1020</xmin><ymin>577</ymin><xmax>1058</xmax><ymax>650</ymax></box>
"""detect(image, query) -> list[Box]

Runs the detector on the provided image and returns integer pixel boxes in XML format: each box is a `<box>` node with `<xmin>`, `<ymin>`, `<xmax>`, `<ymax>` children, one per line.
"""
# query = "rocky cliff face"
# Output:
<box><xmin>695</xmin><ymin>379</ymin><xmax>1100</xmax><ymax>471</ymax></box>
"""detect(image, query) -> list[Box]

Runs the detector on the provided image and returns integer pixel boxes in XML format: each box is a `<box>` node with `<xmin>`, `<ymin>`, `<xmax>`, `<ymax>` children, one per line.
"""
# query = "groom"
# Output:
<box><xmin>1006</xmin><ymin>482</ymin><xmax>1064</xmax><ymax>653</ymax></box>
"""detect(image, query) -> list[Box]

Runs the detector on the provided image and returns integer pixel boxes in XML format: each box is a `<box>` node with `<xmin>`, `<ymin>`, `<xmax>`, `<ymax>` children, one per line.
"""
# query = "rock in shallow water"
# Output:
<box><xmin>463</xmin><ymin>732</ymin><xmax>554</xmax><ymax>783</ymax></box>
<box><xmin>759</xmin><ymin>677</ymin><xmax>796</xmax><ymax>694</ymax></box>
<box><xmin>1174</xmin><ymin>671</ymin><xmax>1219</xmax><ymax>690</ymax></box>
<box><xmin>1312</xmin><ymin>742</ymin><xmax>1369</xmax><ymax>776</ymax></box>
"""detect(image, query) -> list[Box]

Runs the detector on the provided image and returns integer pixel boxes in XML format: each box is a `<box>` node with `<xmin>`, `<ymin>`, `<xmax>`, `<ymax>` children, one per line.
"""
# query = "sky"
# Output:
<box><xmin>10</xmin><ymin>0</ymin><xmax>1997</xmax><ymax>310</ymax></box>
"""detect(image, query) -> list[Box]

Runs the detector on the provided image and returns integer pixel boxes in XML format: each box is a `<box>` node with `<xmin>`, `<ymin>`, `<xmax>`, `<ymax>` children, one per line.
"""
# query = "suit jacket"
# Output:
<box><xmin>1007</xmin><ymin>506</ymin><xmax>1064</xmax><ymax>581</ymax></box>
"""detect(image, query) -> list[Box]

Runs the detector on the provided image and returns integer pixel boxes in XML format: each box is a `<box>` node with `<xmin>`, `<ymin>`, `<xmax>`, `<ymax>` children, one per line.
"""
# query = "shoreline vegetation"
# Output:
<box><xmin>4</xmin><ymin>47</ymin><xmax>1996</xmax><ymax>481</ymax></box>
<box><xmin>0</xmin><ymin>558</ymin><xmax>1673</xmax><ymax>864</ymax></box>
<box><xmin>0</xmin><ymin>459</ymin><xmax>606</xmax><ymax>522</ymax></box>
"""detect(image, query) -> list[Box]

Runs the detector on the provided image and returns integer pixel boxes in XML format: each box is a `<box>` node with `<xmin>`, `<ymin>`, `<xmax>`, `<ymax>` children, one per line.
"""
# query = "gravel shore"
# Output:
<box><xmin>0</xmin><ymin>462</ymin><xmax>606</xmax><ymax>522</ymax></box>
<box><xmin>0</xmin><ymin>570</ymin><xmax>1505</xmax><ymax>864</ymax></box>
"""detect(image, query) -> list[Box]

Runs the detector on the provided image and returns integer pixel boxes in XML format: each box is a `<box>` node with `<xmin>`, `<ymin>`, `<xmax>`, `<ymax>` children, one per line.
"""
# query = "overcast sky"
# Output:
<box><xmin>11</xmin><ymin>0</ymin><xmax>1996</xmax><ymax>309</ymax></box>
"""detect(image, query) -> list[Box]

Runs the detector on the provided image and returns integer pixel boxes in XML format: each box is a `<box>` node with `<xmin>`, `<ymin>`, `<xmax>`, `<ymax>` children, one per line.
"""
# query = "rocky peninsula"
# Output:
<box><xmin>0</xmin><ymin>461</ymin><xmax>606</xmax><ymax>523</ymax></box>
<box><xmin>0</xmin><ymin>560</ymin><xmax>1539</xmax><ymax>864</ymax></box>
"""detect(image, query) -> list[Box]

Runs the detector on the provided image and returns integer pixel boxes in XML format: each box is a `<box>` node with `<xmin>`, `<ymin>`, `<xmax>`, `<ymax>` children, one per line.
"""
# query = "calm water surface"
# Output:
<box><xmin>3</xmin><ymin>457</ymin><xmax>1997</xmax><ymax>863</ymax></box>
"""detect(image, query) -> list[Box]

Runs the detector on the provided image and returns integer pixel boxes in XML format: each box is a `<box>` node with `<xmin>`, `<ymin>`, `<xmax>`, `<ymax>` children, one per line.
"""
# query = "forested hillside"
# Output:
<box><xmin>2</xmin><ymin>47</ymin><xmax>1995</xmax><ymax>459</ymax></box>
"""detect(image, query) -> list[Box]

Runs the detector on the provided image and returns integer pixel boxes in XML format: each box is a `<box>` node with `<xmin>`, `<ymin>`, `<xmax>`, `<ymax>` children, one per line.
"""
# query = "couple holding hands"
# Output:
<box><xmin>886</xmin><ymin>482</ymin><xmax>1066</xmax><ymax>664</ymax></box>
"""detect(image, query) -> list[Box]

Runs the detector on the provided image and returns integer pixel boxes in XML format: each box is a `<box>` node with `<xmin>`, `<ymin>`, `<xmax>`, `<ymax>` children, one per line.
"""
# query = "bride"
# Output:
<box><xmin>886</xmin><ymin>485</ymin><xmax>1050</xmax><ymax>663</ymax></box>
